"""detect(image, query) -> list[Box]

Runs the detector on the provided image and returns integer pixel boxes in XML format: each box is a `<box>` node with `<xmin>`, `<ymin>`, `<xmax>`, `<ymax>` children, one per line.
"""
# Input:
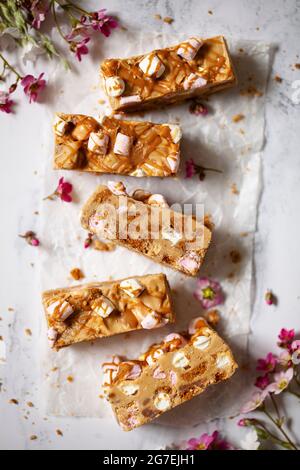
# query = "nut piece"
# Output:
<box><xmin>105</xmin><ymin>76</ymin><xmax>125</xmax><ymax>97</ymax></box>
<box><xmin>139</xmin><ymin>53</ymin><xmax>165</xmax><ymax>78</ymax></box>
<box><xmin>167</xmin><ymin>124</ymin><xmax>182</xmax><ymax>144</ymax></box>
<box><xmin>113</xmin><ymin>133</ymin><xmax>132</xmax><ymax>156</ymax></box>
<box><xmin>183</xmin><ymin>73</ymin><xmax>207</xmax><ymax>90</ymax></box>
<box><xmin>216</xmin><ymin>353</ymin><xmax>231</xmax><ymax>369</ymax></box>
<box><xmin>193</xmin><ymin>335</ymin><xmax>211</xmax><ymax>350</ymax></box>
<box><xmin>154</xmin><ymin>392</ymin><xmax>171</xmax><ymax>411</ymax></box>
<box><xmin>161</xmin><ymin>226</ymin><xmax>182</xmax><ymax>246</ymax></box>
<box><xmin>47</xmin><ymin>328</ymin><xmax>58</xmax><ymax>348</ymax></box>
<box><xmin>54</xmin><ymin>115</ymin><xmax>69</xmax><ymax>136</ymax></box>
<box><xmin>107</xmin><ymin>180</ymin><xmax>127</xmax><ymax>196</ymax></box>
<box><xmin>87</xmin><ymin>131</ymin><xmax>109</xmax><ymax>155</ymax></box>
<box><xmin>177</xmin><ymin>37</ymin><xmax>203</xmax><ymax>61</ymax></box>
<box><xmin>132</xmin><ymin>189</ymin><xmax>152</xmax><ymax>202</ymax></box>
<box><xmin>120</xmin><ymin>383</ymin><xmax>139</xmax><ymax>396</ymax></box>
<box><xmin>172</xmin><ymin>351</ymin><xmax>189</xmax><ymax>368</ymax></box>
<box><xmin>119</xmin><ymin>278</ymin><xmax>145</xmax><ymax>298</ymax></box>
<box><xmin>92</xmin><ymin>296</ymin><xmax>115</xmax><ymax>318</ymax></box>
<box><xmin>147</xmin><ymin>194</ymin><xmax>169</xmax><ymax>208</ymax></box>
<box><xmin>141</xmin><ymin>311</ymin><xmax>165</xmax><ymax>329</ymax></box>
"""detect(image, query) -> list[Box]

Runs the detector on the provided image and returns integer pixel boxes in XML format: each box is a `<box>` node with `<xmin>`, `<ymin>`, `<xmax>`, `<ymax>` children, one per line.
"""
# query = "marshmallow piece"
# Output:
<box><xmin>58</xmin><ymin>300</ymin><xmax>74</xmax><ymax>321</ymax></box>
<box><xmin>139</xmin><ymin>54</ymin><xmax>165</xmax><ymax>78</ymax></box>
<box><xmin>153</xmin><ymin>367</ymin><xmax>167</xmax><ymax>379</ymax></box>
<box><xmin>87</xmin><ymin>131</ymin><xmax>109</xmax><ymax>155</ymax></box>
<box><xmin>154</xmin><ymin>392</ymin><xmax>171</xmax><ymax>411</ymax></box>
<box><xmin>172</xmin><ymin>351</ymin><xmax>189</xmax><ymax>368</ymax></box>
<box><xmin>216</xmin><ymin>353</ymin><xmax>231</xmax><ymax>369</ymax></box>
<box><xmin>167</xmin><ymin>124</ymin><xmax>182</xmax><ymax>144</ymax></box>
<box><xmin>113</xmin><ymin>133</ymin><xmax>132</xmax><ymax>156</ymax></box>
<box><xmin>92</xmin><ymin>297</ymin><xmax>115</xmax><ymax>318</ymax></box>
<box><xmin>107</xmin><ymin>180</ymin><xmax>127</xmax><ymax>196</ymax></box>
<box><xmin>123</xmin><ymin>362</ymin><xmax>142</xmax><ymax>380</ymax></box>
<box><xmin>119</xmin><ymin>95</ymin><xmax>141</xmax><ymax>106</ymax></box>
<box><xmin>193</xmin><ymin>335</ymin><xmax>211</xmax><ymax>350</ymax></box>
<box><xmin>120</xmin><ymin>278</ymin><xmax>145</xmax><ymax>298</ymax></box>
<box><xmin>167</xmin><ymin>153</ymin><xmax>180</xmax><ymax>173</ymax></box>
<box><xmin>47</xmin><ymin>328</ymin><xmax>58</xmax><ymax>348</ymax></box>
<box><xmin>177</xmin><ymin>37</ymin><xmax>203</xmax><ymax>61</ymax></box>
<box><xmin>169</xmin><ymin>370</ymin><xmax>178</xmax><ymax>386</ymax></box>
<box><xmin>105</xmin><ymin>76</ymin><xmax>125</xmax><ymax>97</ymax></box>
<box><xmin>54</xmin><ymin>115</ymin><xmax>69</xmax><ymax>136</ymax></box>
<box><xmin>120</xmin><ymin>383</ymin><xmax>139</xmax><ymax>396</ymax></box>
<box><xmin>145</xmin><ymin>348</ymin><xmax>164</xmax><ymax>366</ymax></box>
<box><xmin>164</xmin><ymin>333</ymin><xmax>187</xmax><ymax>348</ymax></box>
<box><xmin>141</xmin><ymin>311</ymin><xmax>164</xmax><ymax>329</ymax></box>
<box><xmin>46</xmin><ymin>300</ymin><xmax>60</xmax><ymax>316</ymax></box>
<box><xmin>178</xmin><ymin>252</ymin><xmax>200</xmax><ymax>274</ymax></box>
<box><xmin>161</xmin><ymin>226</ymin><xmax>182</xmax><ymax>246</ymax></box>
<box><xmin>129</xmin><ymin>168</ymin><xmax>146</xmax><ymax>177</ymax></box>
<box><xmin>147</xmin><ymin>194</ymin><xmax>169</xmax><ymax>208</ymax></box>
<box><xmin>188</xmin><ymin>316</ymin><xmax>208</xmax><ymax>335</ymax></box>
<box><xmin>183</xmin><ymin>73</ymin><xmax>207</xmax><ymax>90</ymax></box>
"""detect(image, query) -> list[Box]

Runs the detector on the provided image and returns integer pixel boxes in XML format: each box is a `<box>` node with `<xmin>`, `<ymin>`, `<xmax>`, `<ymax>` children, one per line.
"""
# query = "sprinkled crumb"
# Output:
<box><xmin>98</xmin><ymin>99</ymin><xmax>105</xmax><ymax>105</ymax></box>
<box><xmin>154</xmin><ymin>14</ymin><xmax>162</xmax><ymax>20</ymax></box>
<box><xmin>25</xmin><ymin>328</ymin><xmax>32</xmax><ymax>336</ymax></box>
<box><xmin>51</xmin><ymin>366</ymin><xmax>58</xmax><ymax>372</ymax></box>
<box><xmin>67</xmin><ymin>375</ymin><xmax>74</xmax><ymax>383</ymax></box>
<box><xmin>208</xmin><ymin>10</ymin><xmax>213</xmax><ymax>14</ymax></box>
<box><xmin>30</xmin><ymin>435</ymin><xmax>38</xmax><ymax>441</ymax></box>
<box><xmin>274</xmin><ymin>75</ymin><xmax>282</xmax><ymax>83</ymax></box>
<box><xmin>0</xmin><ymin>336</ymin><xmax>3</xmax><ymax>341</ymax></box>
<box><xmin>230</xmin><ymin>250</ymin><xmax>242</xmax><ymax>264</ymax></box>
<box><xmin>239</xmin><ymin>48</ymin><xmax>245</xmax><ymax>53</ymax></box>
<box><xmin>240</xmin><ymin>231</ymin><xmax>249</xmax><ymax>237</ymax></box>
<box><xmin>163</xmin><ymin>16</ymin><xmax>174</xmax><ymax>24</ymax></box>
<box><xmin>27</xmin><ymin>402</ymin><xmax>34</xmax><ymax>408</ymax></box>
<box><xmin>8</xmin><ymin>307</ymin><xmax>14</xmax><ymax>312</ymax></box>
<box><xmin>205</xmin><ymin>310</ymin><xmax>220</xmax><ymax>326</ymax></box>
<box><xmin>70</xmin><ymin>268</ymin><xmax>84</xmax><ymax>281</ymax></box>
<box><xmin>232</xmin><ymin>113</ymin><xmax>245</xmax><ymax>123</ymax></box>
<box><xmin>94</xmin><ymin>240</ymin><xmax>115</xmax><ymax>252</ymax></box>
<box><xmin>9</xmin><ymin>398</ymin><xmax>19</xmax><ymax>405</ymax></box>
<box><xmin>294</xmin><ymin>63</ymin><xmax>300</xmax><ymax>69</ymax></box>
<box><xmin>56</xmin><ymin>429</ymin><xmax>63</xmax><ymax>437</ymax></box>
<box><xmin>231</xmin><ymin>183</ymin><xmax>239</xmax><ymax>195</ymax></box>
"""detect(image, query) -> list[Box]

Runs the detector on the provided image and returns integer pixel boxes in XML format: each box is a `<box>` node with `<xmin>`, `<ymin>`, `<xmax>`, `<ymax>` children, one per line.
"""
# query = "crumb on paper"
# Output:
<box><xmin>0</xmin><ymin>336</ymin><xmax>3</xmax><ymax>341</ymax></box>
<box><xmin>67</xmin><ymin>375</ymin><xmax>74</xmax><ymax>383</ymax></box>
<box><xmin>208</xmin><ymin>10</ymin><xmax>213</xmax><ymax>14</ymax></box>
<box><xmin>231</xmin><ymin>183</ymin><xmax>239</xmax><ymax>195</ymax></box>
<box><xmin>240</xmin><ymin>232</ymin><xmax>249</xmax><ymax>237</ymax></box>
<box><xmin>70</xmin><ymin>268</ymin><xmax>84</xmax><ymax>280</ymax></box>
<box><xmin>163</xmin><ymin>16</ymin><xmax>174</xmax><ymax>24</ymax></box>
<box><xmin>56</xmin><ymin>429</ymin><xmax>63</xmax><ymax>437</ymax></box>
<box><xmin>294</xmin><ymin>63</ymin><xmax>300</xmax><ymax>69</ymax></box>
<box><xmin>230</xmin><ymin>250</ymin><xmax>242</xmax><ymax>264</ymax></box>
<box><xmin>8</xmin><ymin>307</ymin><xmax>14</xmax><ymax>312</ymax></box>
<box><xmin>274</xmin><ymin>75</ymin><xmax>282</xmax><ymax>83</ymax></box>
<box><xmin>154</xmin><ymin>14</ymin><xmax>162</xmax><ymax>20</ymax></box>
<box><xmin>98</xmin><ymin>99</ymin><xmax>105</xmax><ymax>105</ymax></box>
<box><xmin>25</xmin><ymin>328</ymin><xmax>32</xmax><ymax>336</ymax></box>
<box><xmin>27</xmin><ymin>402</ymin><xmax>34</xmax><ymax>408</ymax></box>
<box><xmin>94</xmin><ymin>240</ymin><xmax>116</xmax><ymax>252</ymax></box>
<box><xmin>30</xmin><ymin>435</ymin><xmax>38</xmax><ymax>441</ymax></box>
<box><xmin>51</xmin><ymin>366</ymin><xmax>58</xmax><ymax>372</ymax></box>
<box><xmin>205</xmin><ymin>310</ymin><xmax>220</xmax><ymax>326</ymax></box>
<box><xmin>9</xmin><ymin>398</ymin><xmax>19</xmax><ymax>405</ymax></box>
<box><xmin>239</xmin><ymin>48</ymin><xmax>245</xmax><ymax>53</ymax></box>
<box><xmin>232</xmin><ymin>113</ymin><xmax>245</xmax><ymax>123</ymax></box>
<box><xmin>240</xmin><ymin>86</ymin><xmax>263</xmax><ymax>97</ymax></box>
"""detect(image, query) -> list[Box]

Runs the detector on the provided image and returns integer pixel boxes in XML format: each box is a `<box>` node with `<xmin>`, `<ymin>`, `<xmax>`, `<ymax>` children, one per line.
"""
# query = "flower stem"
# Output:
<box><xmin>51</xmin><ymin>0</ymin><xmax>68</xmax><ymax>43</ymax></box>
<box><xmin>200</xmin><ymin>166</ymin><xmax>223</xmax><ymax>174</ymax></box>
<box><xmin>263</xmin><ymin>409</ymin><xmax>298</xmax><ymax>450</ymax></box>
<box><xmin>0</xmin><ymin>53</ymin><xmax>22</xmax><ymax>80</ymax></box>
<box><xmin>270</xmin><ymin>394</ymin><xmax>281</xmax><ymax>424</ymax></box>
<box><xmin>256</xmin><ymin>423</ymin><xmax>294</xmax><ymax>449</ymax></box>
<box><xmin>57</xmin><ymin>1</ymin><xmax>92</xmax><ymax>18</ymax></box>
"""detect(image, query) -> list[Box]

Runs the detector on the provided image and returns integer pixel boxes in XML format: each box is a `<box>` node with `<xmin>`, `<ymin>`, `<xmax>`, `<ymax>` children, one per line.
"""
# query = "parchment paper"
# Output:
<box><xmin>38</xmin><ymin>32</ymin><xmax>271</xmax><ymax>426</ymax></box>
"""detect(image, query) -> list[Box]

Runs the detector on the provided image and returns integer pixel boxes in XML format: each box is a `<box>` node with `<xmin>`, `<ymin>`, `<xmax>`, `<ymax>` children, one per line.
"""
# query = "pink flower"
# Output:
<box><xmin>0</xmin><ymin>91</ymin><xmax>15</xmax><ymax>114</ymax></box>
<box><xmin>241</xmin><ymin>391</ymin><xmax>267</xmax><ymax>414</ymax></box>
<box><xmin>31</xmin><ymin>0</ymin><xmax>48</xmax><ymax>29</ymax></box>
<box><xmin>56</xmin><ymin>177</ymin><xmax>73</xmax><ymax>202</ymax></box>
<box><xmin>266</xmin><ymin>368</ymin><xmax>293</xmax><ymax>395</ymax></box>
<box><xmin>21</xmin><ymin>73</ymin><xmax>46</xmax><ymax>103</ymax></box>
<box><xmin>256</xmin><ymin>352</ymin><xmax>277</xmax><ymax>372</ymax></box>
<box><xmin>291</xmin><ymin>340</ymin><xmax>300</xmax><ymax>352</ymax></box>
<box><xmin>73</xmin><ymin>37</ymin><xmax>90</xmax><ymax>62</ymax></box>
<box><xmin>189</xmin><ymin>100</ymin><xmax>208</xmax><ymax>116</ymax></box>
<box><xmin>19</xmin><ymin>231</ymin><xmax>40</xmax><ymax>247</ymax></box>
<box><xmin>84</xmin><ymin>233</ymin><xmax>94</xmax><ymax>249</ymax></box>
<box><xmin>278</xmin><ymin>328</ymin><xmax>295</xmax><ymax>348</ymax></box>
<box><xmin>279</xmin><ymin>350</ymin><xmax>292</xmax><ymax>368</ymax></box>
<box><xmin>238</xmin><ymin>418</ymin><xmax>248</xmax><ymax>427</ymax></box>
<box><xmin>255</xmin><ymin>374</ymin><xmax>270</xmax><ymax>390</ymax></box>
<box><xmin>186</xmin><ymin>431</ymin><xmax>232</xmax><ymax>450</ymax></box>
<box><xmin>185</xmin><ymin>158</ymin><xmax>196</xmax><ymax>178</ymax></box>
<box><xmin>66</xmin><ymin>26</ymin><xmax>90</xmax><ymax>42</ymax></box>
<box><xmin>194</xmin><ymin>277</ymin><xmax>224</xmax><ymax>309</ymax></box>
<box><xmin>90</xmin><ymin>9</ymin><xmax>118</xmax><ymax>37</ymax></box>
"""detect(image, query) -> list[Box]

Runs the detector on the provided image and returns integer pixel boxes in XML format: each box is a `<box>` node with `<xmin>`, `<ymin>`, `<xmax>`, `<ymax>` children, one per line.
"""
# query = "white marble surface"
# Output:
<box><xmin>0</xmin><ymin>0</ymin><xmax>300</xmax><ymax>450</ymax></box>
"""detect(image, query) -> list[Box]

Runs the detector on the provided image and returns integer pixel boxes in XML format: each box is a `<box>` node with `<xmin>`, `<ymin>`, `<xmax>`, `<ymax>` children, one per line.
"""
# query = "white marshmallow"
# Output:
<box><xmin>119</xmin><ymin>95</ymin><xmax>141</xmax><ymax>106</ymax></box>
<box><xmin>172</xmin><ymin>351</ymin><xmax>189</xmax><ymax>368</ymax></box>
<box><xmin>54</xmin><ymin>115</ymin><xmax>69</xmax><ymax>136</ymax></box>
<box><xmin>147</xmin><ymin>194</ymin><xmax>169</xmax><ymax>208</ymax></box>
<box><xmin>47</xmin><ymin>328</ymin><xmax>58</xmax><ymax>348</ymax></box>
<box><xmin>119</xmin><ymin>278</ymin><xmax>145</xmax><ymax>298</ymax></box>
<box><xmin>167</xmin><ymin>124</ymin><xmax>182</xmax><ymax>144</ymax></box>
<box><xmin>120</xmin><ymin>383</ymin><xmax>139</xmax><ymax>396</ymax></box>
<box><xmin>105</xmin><ymin>76</ymin><xmax>125</xmax><ymax>97</ymax></box>
<box><xmin>164</xmin><ymin>333</ymin><xmax>187</xmax><ymax>347</ymax></box>
<box><xmin>139</xmin><ymin>54</ymin><xmax>165</xmax><ymax>78</ymax></box>
<box><xmin>178</xmin><ymin>252</ymin><xmax>200</xmax><ymax>274</ymax></box>
<box><xmin>123</xmin><ymin>362</ymin><xmax>142</xmax><ymax>380</ymax></box>
<box><xmin>154</xmin><ymin>392</ymin><xmax>171</xmax><ymax>411</ymax></box>
<box><xmin>161</xmin><ymin>226</ymin><xmax>182</xmax><ymax>246</ymax></box>
<box><xmin>59</xmin><ymin>300</ymin><xmax>74</xmax><ymax>321</ymax></box>
<box><xmin>113</xmin><ymin>132</ymin><xmax>132</xmax><ymax>156</ymax></box>
<box><xmin>167</xmin><ymin>153</ymin><xmax>180</xmax><ymax>173</ymax></box>
<box><xmin>177</xmin><ymin>37</ymin><xmax>203</xmax><ymax>61</ymax></box>
<box><xmin>46</xmin><ymin>300</ymin><xmax>60</xmax><ymax>316</ymax></box>
<box><xmin>193</xmin><ymin>335</ymin><xmax>211</xmax><ymax>351</ymax></box>
<box><xmin>169</xmin><ymin>370</ymin><xmax>178</xmax><ymax>386</ymax></box>
<box><xmin>153</xmin><ymin>367</ymin><xmax>167</xmax><ymax>379</ymax></box>
<box><xmin>129</xmin><ymin>168</ymin><xmax>146</xmax><ymax>177</ymax></box>
<box><xmin>183</xmin><ymin>73</ymin><xmax>207</xmax><ymax>90</ymax></box>
<box><xmin>141</xmin><ymin>311</ymin><xmax>164</xmax><ymax>329</ymax></box>
<box><xmin>146</xmin><ymin>348</ymin><xmax>164</xmax><ymax>366</ymax></box>
<box><xmin>107</xmin><ymin>180</ymin><xmax>127</xmax><ymax>196</ymax></box>
<box><xmin>188</xmin><ymin>316</ymin><xmax>208</xmax><ymax>335</ymax></box>
<box><xmin>216</xmin><ymin>353</ymin><xmax>231</xmax><ymax>369</ymax></box>
<box><xmin>92</xmin><ymin>297</ymin><xmax>115</xmax><ymax>318</ymax></box>
<box><xmin>87</xmin><ymin>131</ymin><xmax>109</xmax><ymax>155</ymax></box>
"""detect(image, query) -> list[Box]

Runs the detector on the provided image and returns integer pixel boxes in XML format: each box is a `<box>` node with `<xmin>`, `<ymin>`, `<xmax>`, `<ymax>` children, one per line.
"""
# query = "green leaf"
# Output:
<box><xmin>255</xmin><ymin>427</ymin><xmax>268</xmax><ymax>440</ymax></box>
